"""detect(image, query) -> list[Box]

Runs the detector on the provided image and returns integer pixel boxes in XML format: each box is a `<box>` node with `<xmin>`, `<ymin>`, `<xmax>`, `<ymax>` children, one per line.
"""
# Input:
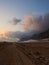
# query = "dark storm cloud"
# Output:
<box><xmin>10</xmin><ymin>17</ymin><xmax>21</xmax><ymax>25</ymax></box>
<box><xmin>7</xmin><ymin>30</ymin><xmax>38</xmax><ymax>41</ymax></box>
<box><xmin>7</xmin><ymin>13</ymin><xmax>49</xmax><ymax>41</ymax></box>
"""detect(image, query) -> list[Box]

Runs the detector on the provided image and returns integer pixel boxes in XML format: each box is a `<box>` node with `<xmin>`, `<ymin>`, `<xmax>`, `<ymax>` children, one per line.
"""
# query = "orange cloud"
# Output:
<box><xmin>22</xmin><ymin>16</ymin><xmax>42</xmax><ymax>31</ymax></box>
<box><xmin>22</xmin><ymin>17</ymin><xmax>32</xmax><ymax>29</ymax></box>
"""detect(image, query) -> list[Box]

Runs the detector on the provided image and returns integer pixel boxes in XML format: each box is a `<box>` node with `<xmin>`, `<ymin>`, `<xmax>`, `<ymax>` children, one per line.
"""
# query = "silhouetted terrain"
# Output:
<box><xmin>0</xmin><ymin>42</ymin><xmax>49</xmax><ymax>65</ymax></box>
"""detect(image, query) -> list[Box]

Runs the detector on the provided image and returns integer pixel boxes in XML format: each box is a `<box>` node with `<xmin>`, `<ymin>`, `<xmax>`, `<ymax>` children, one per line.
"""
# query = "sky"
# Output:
<box><xmin>0</xmin><ymin>0</ymin><xmax>49</xmax><ymax>41</ymax></box>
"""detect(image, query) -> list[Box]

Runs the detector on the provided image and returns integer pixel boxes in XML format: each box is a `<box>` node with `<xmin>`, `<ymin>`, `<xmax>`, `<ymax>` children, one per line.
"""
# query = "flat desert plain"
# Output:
<box><xmin>0</xmin><ymin>41</ymin><xmax>49</xmax><ymax>65</ymax></box>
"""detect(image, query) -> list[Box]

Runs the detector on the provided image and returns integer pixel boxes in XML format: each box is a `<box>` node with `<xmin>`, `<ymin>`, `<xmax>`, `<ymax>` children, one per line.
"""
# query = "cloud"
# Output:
<box><xmin>21</xmin><ymin>13</ymin><xmax>49</xmax><ymax>32</ymax></box>
<box><xmin>7</xmin><ymin>13</ymin><xmax>49</xmax><ymax>41</ymax></box>
<box><xmin>6</xmin><ymin>31</ymin><xmax>38</xmax><ymax>41</ymax></box>
<box><xmin>21</xmin><ymin>16</ymin><xmax>42</xmax><ymax>31</ymax></box>
<box><xmin>10</xmin><ymin>17</ymin><xmax>21</xmax><ymax>25</ymax></box>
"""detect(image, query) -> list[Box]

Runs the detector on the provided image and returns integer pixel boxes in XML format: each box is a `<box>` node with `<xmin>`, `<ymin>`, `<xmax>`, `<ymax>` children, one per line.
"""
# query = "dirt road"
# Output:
<box><xmin>0</xmin><ymin>43</ymin><xmax>33</xmax><ymax>65</ymax></box>
<box><xmin>0</xmin><ymin>42</ymin><xmax>49</xmax><ymax>65</ymax></box>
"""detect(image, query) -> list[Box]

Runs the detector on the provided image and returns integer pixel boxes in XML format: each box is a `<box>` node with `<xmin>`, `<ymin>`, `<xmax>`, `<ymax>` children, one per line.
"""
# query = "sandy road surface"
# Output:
<box><xmin>0</xmin><ymin>43</ymin><xmax>33</xmax><ymax>65</ymax></box>
<box><xmin>0</xmin><ymin>42</ymin><xmax>49</xmax><ymax>65</ymax></box>
<box><xmin>0</xmin><ymin>44</ymin><xmax>17</xmax><ymax>65</ymax></box>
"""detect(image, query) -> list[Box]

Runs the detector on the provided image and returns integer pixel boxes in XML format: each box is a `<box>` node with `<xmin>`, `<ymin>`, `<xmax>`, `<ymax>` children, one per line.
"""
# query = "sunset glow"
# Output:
<box><xmin>0</xmin><ymin>30</ymin><xmax>9</xmax><ymax>38</ymax></box>
<box><xmin>0</xmin><ymin>0</ymin><xmax>49</xmax><ymax>41</ymax></box>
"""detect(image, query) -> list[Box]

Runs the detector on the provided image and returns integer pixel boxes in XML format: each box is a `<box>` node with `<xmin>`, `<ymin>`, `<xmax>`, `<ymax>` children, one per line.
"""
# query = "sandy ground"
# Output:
<box><xmin>0</xmin><ymin>42</ymin><xmax>49</xmax><ymax>65</ymax></box>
